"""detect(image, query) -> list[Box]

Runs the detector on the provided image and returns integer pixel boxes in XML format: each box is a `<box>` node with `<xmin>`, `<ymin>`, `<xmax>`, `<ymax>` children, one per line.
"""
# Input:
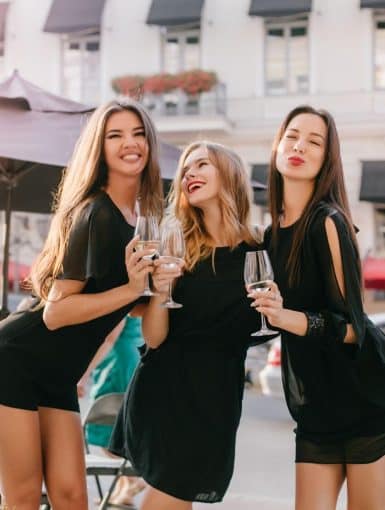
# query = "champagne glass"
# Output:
<box><xmin>134</xmin><ymin>216</ymin><xmax>160</xmax><ymax>296</ymax></box>
<box><xmin>244</xmin><ymin>250</ymin><xmax>278</xmax><ymax>336</ymax></box>
<box><xmin>158</xmin><ymin>221</ymin><xmax>185</xmax><ymax>309</ymax></box>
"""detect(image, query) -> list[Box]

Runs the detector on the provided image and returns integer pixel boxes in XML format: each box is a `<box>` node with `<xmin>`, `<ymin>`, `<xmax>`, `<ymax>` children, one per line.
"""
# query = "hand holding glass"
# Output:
<box><xmin>159</xmin><ymin>223</ymin><xmax>185</xmax><ymax>309</ymax></box>
<box><xmin>244</xmin><ymin>250</ymin><xmax>278</xmax><ymax>336</ymax></box>
<box><xmin>134</xmin><ymin>216</ymin><xmax>160</xmax><ymax>296</ymax></box>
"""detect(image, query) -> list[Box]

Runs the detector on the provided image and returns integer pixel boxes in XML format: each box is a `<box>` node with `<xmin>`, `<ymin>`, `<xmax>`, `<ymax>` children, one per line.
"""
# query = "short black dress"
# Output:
<box><xmin>0</xmin><ymin>191</ymin><xmax>140</xmax><ymax>412</ymax></box>
<box><xmin>109</xmin><ymin>242</ymin><xmax>265</xmax><ymax>503</ymax></box>
<box><xmin>265</xmin><ymin>203</ymin><xmax>385</xmax><ymax>464</ymax></box>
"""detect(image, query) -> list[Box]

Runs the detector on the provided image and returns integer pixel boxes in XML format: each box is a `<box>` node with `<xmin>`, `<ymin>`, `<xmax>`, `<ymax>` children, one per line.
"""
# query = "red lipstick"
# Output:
<box><xmin>288</xmin><ymin>156</ymin><xmax>305</xmax><ymax>166</ymax></box>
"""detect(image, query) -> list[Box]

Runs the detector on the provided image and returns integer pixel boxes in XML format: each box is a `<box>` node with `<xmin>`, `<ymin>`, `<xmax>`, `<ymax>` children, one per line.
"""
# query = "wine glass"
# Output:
<box><xmin>244</xmin><ymin>250</ymin><xmax>278</xmax><ymax>336</ymax></box>
<box><xmin>134</xmin><ymin>216</ymin><xmax>160</xmax><ymax>296</ymax></box>
<box><xmin>158</xmin><ymin>221</ymin><xmax>185</xmax><ymax>309</ymax></box>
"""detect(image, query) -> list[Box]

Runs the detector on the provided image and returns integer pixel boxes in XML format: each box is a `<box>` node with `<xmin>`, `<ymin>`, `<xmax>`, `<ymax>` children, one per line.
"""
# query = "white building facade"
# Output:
<box><xmin>1</xmin><ymin>0</ymin><xmax>385</xmax><ymax>256</ymax></box>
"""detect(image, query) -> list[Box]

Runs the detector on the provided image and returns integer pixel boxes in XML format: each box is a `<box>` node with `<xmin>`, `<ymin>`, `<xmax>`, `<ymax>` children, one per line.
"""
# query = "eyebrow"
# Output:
<box><xmin>182</xmin><ymin>157</ymin><xmax>208</xmax><ymax>173</ymax></box>
<box><xmin>287</xmin><ymin>128</ymin><xmax>325</xmax><ymax>140</ymax></box>
<box><xmin>105</xmin><ymin>126</ymin><xmax>144</xmax><ymax>135</ymax></box>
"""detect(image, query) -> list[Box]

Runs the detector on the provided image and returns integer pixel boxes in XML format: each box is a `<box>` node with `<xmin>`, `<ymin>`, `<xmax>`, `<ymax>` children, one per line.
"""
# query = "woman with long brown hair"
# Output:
<box><xmin>252</xmin><ymin>105</ymin><xmax>385</xmax><ymax>509</ymax></box>
<box><xmin>0</xmin><ymin>98</ymin><xmax>163</xmax><ymax>510</ymax></box>
<box><xmin>110</xmin><ymin>141</ymin><xmax>265</xmax><ymax>510</ymax></box>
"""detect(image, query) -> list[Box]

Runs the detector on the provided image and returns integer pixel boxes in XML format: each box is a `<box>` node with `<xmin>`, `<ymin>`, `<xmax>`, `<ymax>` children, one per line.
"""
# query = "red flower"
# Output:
<box><xmin>143</xmin><ymin>73</ymin><xmax>178</xmax><ymax>94</ymax></box>
<box><xmin>177</xmin><ymin>70</ymin><xmax>217</xmax><ymax>95</ymax></box>
<box><xmin>111</xmin><ymin>75</ymin><xmax>145</xmax><ymax>97</ymax></box>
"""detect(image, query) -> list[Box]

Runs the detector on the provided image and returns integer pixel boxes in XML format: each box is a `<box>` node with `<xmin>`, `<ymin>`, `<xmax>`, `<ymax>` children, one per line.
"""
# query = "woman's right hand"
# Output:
<box><xmin>125</xmin><ymin>236</ymin><xmax>155</xmax><ymax>296</ymax></box>
<box><xmin>151</xmin><ymin>258</ymin><xmax>183</xmax><ymax>295</ymax></box>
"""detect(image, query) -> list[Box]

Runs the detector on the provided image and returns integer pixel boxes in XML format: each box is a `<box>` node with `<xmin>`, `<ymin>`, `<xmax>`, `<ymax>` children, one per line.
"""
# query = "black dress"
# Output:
<box><xmin>264</xmin><ymin>203</ymin><xmax>385</xmax><ymax>463</ymax></box>
<box><xmin>109</xmin><ymin>242</ymin><xmax>264</xmax><ymax>503</ymax></box>
<box><xmin>0</xmin><ymin>192</ymin><xmax>140</xmax><ymax>412</ymax></box>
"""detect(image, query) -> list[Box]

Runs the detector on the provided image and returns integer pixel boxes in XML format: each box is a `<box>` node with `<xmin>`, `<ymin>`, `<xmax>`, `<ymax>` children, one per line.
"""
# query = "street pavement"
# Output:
<box><xmin>84</xmin><ymin>388</ymin><xmax>348</xmax><ymax>510</ymax></box>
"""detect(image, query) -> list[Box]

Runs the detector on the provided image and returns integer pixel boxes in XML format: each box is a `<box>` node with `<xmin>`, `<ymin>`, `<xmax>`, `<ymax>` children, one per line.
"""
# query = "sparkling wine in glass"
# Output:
<box><xmin>244</xmin><ymin>250</ymin><xmax>278</xmax><ymax>336</ymax></box>
<box><xmin>159</xmin><ymin>221</ymin><xmax>185</xmax><ymax>309</ymax></box>
<box><xmin>134</xmin><ymin>216</ymin><xmax>160</xmax><ymax>296</ymax></box>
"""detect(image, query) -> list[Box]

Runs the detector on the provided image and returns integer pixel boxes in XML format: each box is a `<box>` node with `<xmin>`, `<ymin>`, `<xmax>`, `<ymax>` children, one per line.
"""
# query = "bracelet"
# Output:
<box><xmin>304</xmin><ymin>311</ymin><xmax>325</xmax><ymax>337</ymax></box>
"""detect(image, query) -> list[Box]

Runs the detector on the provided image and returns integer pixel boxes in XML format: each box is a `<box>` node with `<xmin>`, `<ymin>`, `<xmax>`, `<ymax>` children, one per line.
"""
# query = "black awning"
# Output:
<box><xmin>249</xmin><ymin>0</ymin><xmax>312</xmax><ymax>17</ymax></box>
<box><xmin>44</xmin><ymin>0</ymin><xmax>106</xmax><ymax>34</ymax></box>
<box><xmin>251</xmin><ymin>164</ymin><xmax>268</xmax><ymax>205</ymax></box>
<box><xmin>0</xmin><ymin>3</ymin><xmax>9</xmax><ymax>42</ymax></box>
<box><xmin>147</xmin><ymin>0</ymin><xmax>204</xmax><ymax>26</ymax></box>
<box><xmin>360</xmin><ymin>1</ymin><xmax>385</xmax><ymax>8</ymax></box>
<box><xmin>360</xmin><ymin>161</ymin><xmax>385</xmax><ymax>202</ymax></box>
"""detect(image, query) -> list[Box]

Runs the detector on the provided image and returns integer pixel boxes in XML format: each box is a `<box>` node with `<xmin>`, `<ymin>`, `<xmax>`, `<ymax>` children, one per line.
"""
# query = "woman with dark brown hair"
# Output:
<box><xmin>0</xmin><ymin>99</ymin><xmax>163</xmax><ymax>510</ymax></box>
<box><xmin>251</xmin><ymin>105</ymin><xmax>385</xmax><ymax>509</ymax></box>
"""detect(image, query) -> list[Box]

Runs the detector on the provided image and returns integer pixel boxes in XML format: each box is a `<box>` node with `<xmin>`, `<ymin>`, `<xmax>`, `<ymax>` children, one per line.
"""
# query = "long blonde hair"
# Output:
<box><xmin>29</xmin><ymin>99</ymin><xmax>163</xmax><ymax>300</ymax></box>
<box><xmin>168</xmin><ymin>141</ymin><xmax>259</xmax><ymax>271</ymax></box>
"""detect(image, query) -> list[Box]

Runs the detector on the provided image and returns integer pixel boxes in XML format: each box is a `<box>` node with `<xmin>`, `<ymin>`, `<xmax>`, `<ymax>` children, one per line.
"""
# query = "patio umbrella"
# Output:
<box><xmin>0</xmin><ymin>70</ymin><xmax>94</xmax><ymax>316</ymax></box>
<box><xmin>0</xmin><ymin>71</ymin><xmax>182</xmax><ymax>317</ymax></box>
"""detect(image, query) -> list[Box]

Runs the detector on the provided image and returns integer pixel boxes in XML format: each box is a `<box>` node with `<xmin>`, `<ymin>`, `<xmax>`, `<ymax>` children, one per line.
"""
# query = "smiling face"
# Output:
<box><xmin>275</xmin><ymin>113</ymin><xmax>327</xmax><ymax>183</ymax></box>
<box><xmin>103</xmin><ymin>110</ymin><xmax>149</xmax><ymax>181</ymax></box>
<box><xmin>180</xmin><ymin>145</ymin><xmax>221</xmax><ymax>209</ymax></box>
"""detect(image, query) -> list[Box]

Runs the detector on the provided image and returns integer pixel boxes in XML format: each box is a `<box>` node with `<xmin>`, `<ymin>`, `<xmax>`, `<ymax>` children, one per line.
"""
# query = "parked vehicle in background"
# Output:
<box><xmin>258</xmin><ymin>312</ymin><xmax>385</xmax><ymax>399</ymax></box>
<box><xmin>259</xmin><ymin>337</ymin><xmax>284</xmax><ymax>398</ymax></box>
<box><xmin>245</xmin><ymin>343</ymin><xmax>270</xmax><ymax>388</ymax></box>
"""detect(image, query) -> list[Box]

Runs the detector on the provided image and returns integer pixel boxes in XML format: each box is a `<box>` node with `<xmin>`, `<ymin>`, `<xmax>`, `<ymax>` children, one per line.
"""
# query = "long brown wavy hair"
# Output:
<box><xmin>29</xmin><ymin>99</ymin><xmax>164</xmax><ymax>300</ymax></box>
<box><xmin>269</xmin><ymin>105</ymin><xmax>360</xmax><ymax>286</ymax></box>
<box><xmin>168</xmin><ymin>141</ymin><xmax>260</xmax><ymax>271</ymax></box>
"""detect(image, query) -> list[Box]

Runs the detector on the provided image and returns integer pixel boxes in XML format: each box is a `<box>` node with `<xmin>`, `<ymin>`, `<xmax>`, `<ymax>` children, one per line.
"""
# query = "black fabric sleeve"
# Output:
<box><xmin>58</xmin><ymin>203</ymin><xmax>112</xmax><ymax>281</ymax></box>
<box><xmin>309</xmin><ymin>207</ymin><xmax>365</xmax><ymax>347</ymax></box>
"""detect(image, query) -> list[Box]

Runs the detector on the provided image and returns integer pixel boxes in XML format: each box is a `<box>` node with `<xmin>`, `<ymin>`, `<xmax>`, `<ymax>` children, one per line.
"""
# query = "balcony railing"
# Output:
<box><xmin>141</xmin><ymin>83</ymin><xmax>227</xmax><ymax>117</ymax></box>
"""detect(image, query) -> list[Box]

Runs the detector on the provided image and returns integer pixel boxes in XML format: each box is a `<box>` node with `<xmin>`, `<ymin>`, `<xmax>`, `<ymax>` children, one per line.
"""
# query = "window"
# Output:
<box><xmin>374</xmin><ymin>16</ymin><xmax>385</xmax><ymax>89</ymax></box>
<box><xmin>162</xmin><ymin>29</ymin><xmax>200</xmax><ymax>73</ymax></box>
<box><xmin>374</xmin><ymin>206</ymin><xmax>385</xmax><ymax>254</ymax></box>
<box><xmin>62</xmin><ymin>35</ymin><xmax>100</xmax><ymax>104</ymax></box>
<box><xmin>265</xmin><ymin>19</ymin><xmax>309</xmax><ymax>95</ymax></box>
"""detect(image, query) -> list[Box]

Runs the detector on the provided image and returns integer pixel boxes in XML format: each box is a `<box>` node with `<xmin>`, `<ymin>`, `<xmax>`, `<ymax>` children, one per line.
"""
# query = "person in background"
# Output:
<box><xmin>78</xmin><ymin>315</ymin><xmax>146</xmax><ymax>506</ymax></box>
<box><xmin>110</xmin><ymin>141</ymin><xmax>270</xmax><ymax>510</ymax></box>
<box><xmin>0</xmin><ymin>98</ymin><xmax>163</xmax><ymax>510</ymax></box>
<box><xmin>253</xmin><ymin>105</ymin><xmax>385</xmax><ymax>510</ymax></box>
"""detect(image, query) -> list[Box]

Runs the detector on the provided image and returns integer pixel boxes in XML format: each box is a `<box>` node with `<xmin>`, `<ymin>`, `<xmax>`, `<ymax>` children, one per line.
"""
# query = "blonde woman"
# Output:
<box><xmin>110</xmin><ymin>141</ymin><xmax>267</xmax><ymax>510</ymax></box>
<box><xmin>0</xmin><ymin>99</ymin><xmax>163</xmax><ymax>510</ymax></box>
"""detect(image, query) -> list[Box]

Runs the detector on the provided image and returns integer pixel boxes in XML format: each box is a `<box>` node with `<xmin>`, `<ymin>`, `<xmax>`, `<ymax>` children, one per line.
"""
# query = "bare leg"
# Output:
<box><xmin>39</xmin><ymin>406</ymin><xmax>88</xmax><ymax>510</ymax></box>
<box><xmin>141</xmin><ymin>485</ymin><xmax>193</xmax><ymax>510</ymax></box>
<box><xmin>0</xmin><ymin>405</ymin><xmax>43</xmax><ymax>510</ymax></box>
<box><xmin>346</xmin><ymin>455</ymin><xmax>385</xmax><ymax>510</ymax></box>
<box><xmin>295</xmin><ymin>463</ymin><xmax>345</xmax><ymax>510</ymax></box>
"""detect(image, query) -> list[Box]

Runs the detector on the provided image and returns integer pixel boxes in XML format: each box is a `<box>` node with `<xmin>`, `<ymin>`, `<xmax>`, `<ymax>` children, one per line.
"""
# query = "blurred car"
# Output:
<box><xmin>258</xmin><ymin>312</ymin><xmax>385</xmax><ymax>399</ymax></box>
<box><xmin>245</xmin><ymin>343</ymin><xmax>270</xmax><ymax>388</ymax></box>
<box><xmin>259</xmin><ymin>337</ymin><xmax>284</xmax><ymax>398</ymax></box>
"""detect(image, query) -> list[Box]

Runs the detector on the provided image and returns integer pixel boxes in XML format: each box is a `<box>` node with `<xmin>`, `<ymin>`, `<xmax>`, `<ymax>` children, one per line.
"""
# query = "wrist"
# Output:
<box><xmin>125</xmin><ymin>283</ymin><xmax>142</xmax><ymax>301</ymax></box>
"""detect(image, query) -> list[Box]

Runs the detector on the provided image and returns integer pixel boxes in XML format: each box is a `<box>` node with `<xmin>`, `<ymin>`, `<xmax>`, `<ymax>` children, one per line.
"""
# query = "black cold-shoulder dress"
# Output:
<box><xmin>0</xmin><ymin>192</ymin><xmax>140</xmax><ymax>412</ymax></box>
<box><xmin>264</xmin><ymin>203</ymin><xmax>385</xmax><ymax>463</ymax></box>
<box><xmin>109</xmin><ymin>242</ymin><xmax>266</xmax><ymax>503</ymax></box>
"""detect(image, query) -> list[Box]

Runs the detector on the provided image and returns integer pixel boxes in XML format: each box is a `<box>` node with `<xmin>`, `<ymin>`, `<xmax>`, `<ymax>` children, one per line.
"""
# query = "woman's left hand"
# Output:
<box><xmin>248</xmin><ymin>281</ymin><xmax>284</xmax><ymax>328</ymax></box>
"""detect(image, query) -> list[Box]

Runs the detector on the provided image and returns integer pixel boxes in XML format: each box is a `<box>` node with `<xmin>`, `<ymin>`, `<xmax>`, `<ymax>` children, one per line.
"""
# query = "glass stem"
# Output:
<box><xmin>260</xmin><ymin>313</ymin><xmax>268</xmax><ymax>331</ymax></box>
<box><xmin>167</xmin><ymin>281</ymin><xmax>173</xmax><ymax>303</ymax></box>
<box><xmin>144</xmin><ymin>274</ymin><xmax>151</xmax><ymax>293</ymax></box>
